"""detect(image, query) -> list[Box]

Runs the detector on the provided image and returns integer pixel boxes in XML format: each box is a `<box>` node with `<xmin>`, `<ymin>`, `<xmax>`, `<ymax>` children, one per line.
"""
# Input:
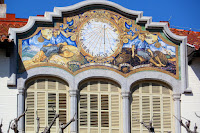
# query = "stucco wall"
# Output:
<box><xmin>181</xmin><ymin>57</ymin><xmax>200</xmax><ymax>133</ymax></box>
<box><xmin>0</xmin><ymin>49</ymin><xmax>18</xmax><ymax>133</ymax></box>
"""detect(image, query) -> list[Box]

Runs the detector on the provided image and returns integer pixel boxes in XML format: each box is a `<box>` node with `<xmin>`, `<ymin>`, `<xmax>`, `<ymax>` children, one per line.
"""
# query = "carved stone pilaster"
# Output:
<box><xmin>173</xmin><ymin>93</ymin><xmax>181</xmax><ymax>133</ymax></box>
<box><xmin>18</xmin><ymin>88</ymin><xmax>25</xmax><ymax>133</ymax></box>
<box><xmin>69</xmin><ymin>89</ymin><xmax>79</xmax><ymax>133</ymax></box>
<box><xmin>121</xmin><ymin>91</ymin><xmax>131</xmax><ymax>133</ymax></box>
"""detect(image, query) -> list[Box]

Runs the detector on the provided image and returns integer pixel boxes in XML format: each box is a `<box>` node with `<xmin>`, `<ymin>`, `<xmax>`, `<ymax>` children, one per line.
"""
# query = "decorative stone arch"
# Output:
<box><xmin>74</xmin><ymin>69</ymin><xmax>126</xmax><ymax>91</ymax></box>
<box><xmin>74</xmin><ymin>69</ymin><xmax>129</xmax><ymax>133</ymax></box>
<box><xmin>17</xmin><ymin>67</ymin><xmax>74</xmax><ymax>90</ymax></box>
<box><xmin>24</xmin><ymin>75</ymin><xmax>71</xmax><ymax>133</ymax></box>
<box><xmin>127</xmin><ymin>71</ymin><xmax>181</xmax><ymax>133</ymax></box>
<box><xmin>129</xmin><ymin>79</ymin><xmax>175</xmax><ymax>132</ymax></box>
<box><xmin>17</xmin><ymin>67</ymin><xmax>74</xmax><ymax>133</ymax></box>
<box><xmin>126</xmin><ymin>71</ymin><xmax>181</xmax><ymax>93</ymax></box>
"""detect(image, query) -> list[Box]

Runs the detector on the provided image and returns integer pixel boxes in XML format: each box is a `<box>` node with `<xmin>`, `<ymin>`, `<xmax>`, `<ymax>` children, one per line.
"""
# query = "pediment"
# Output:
<box><xmin>9</xmin><ymin>0</ymin><xmax>187</xmax><ymax>79</ymax></box>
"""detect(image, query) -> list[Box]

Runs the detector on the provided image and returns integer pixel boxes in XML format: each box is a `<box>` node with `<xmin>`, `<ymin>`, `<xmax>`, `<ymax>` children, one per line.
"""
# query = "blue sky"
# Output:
<box><xmin>5</xmin><ymin>0</ymin><xmax>200</xmax><ymax>31</ymax></box>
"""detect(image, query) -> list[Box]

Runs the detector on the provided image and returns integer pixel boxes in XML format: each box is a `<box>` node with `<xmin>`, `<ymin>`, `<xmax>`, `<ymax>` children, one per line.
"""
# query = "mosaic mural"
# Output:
<box><xmin>19</xmin><ymin>9</ymin><xmax>179</xmax><ymax>78</ymax></box>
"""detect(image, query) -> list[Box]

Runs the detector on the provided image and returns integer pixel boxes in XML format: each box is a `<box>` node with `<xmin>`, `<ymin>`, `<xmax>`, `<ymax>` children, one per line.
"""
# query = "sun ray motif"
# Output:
<box><xmin>79</xmin><ymin>18</ymin><xmax>120</xmax><ymax>58</ymax></box>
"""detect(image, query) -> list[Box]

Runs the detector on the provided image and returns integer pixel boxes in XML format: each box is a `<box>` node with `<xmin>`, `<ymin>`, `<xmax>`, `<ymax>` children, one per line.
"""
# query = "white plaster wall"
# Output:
<box><xmin>0</xmin><ymin>49</ymin><xmax>18</xmax><ymax>133</ymax></box>
<box><xmin>181</xmin><ymin>57</ymin><xmax>200</xmax><ymax>133</ymax></box>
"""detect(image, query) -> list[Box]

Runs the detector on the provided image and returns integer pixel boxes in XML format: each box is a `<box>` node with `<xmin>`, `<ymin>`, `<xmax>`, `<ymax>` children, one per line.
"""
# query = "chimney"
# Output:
<box><xmin>0</xmin><ymin>0</ymin><xmax>6</xmax><ymax>18</ymax></box>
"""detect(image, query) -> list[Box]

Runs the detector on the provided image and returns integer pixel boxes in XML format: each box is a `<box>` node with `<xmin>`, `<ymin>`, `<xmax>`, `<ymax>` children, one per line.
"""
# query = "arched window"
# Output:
<box><xmin>79</xmin><ymin>79</ymin><xmax>122</xmax><ymax>133</ymax></box>
<box><xmin>131</xmin><ymin>82</ymin><xmax>174</xmax><ymax>133</ymax></box>
<box><xmin>25</xmin><ymin>77</ymin><xmax>69</xmax><ymax>133</ymax></box>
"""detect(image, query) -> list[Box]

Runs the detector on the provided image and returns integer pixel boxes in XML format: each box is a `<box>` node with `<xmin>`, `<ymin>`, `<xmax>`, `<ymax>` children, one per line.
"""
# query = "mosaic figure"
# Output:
<box><xmin>129</xmin><ymin>33</ymin><xmax>167</xmax><ymax>67</ymax></box>
<box><xmin>23</xmin><ymin>29</ymin><xmax>78</xmax><ymax>66</ymax></box>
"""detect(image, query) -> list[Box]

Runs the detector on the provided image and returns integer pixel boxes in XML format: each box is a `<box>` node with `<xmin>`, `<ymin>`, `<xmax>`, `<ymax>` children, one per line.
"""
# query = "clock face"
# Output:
<box><xmin>78</xmin><ymin>18</ymin><xmax>121</xmax><ymax>58</ymax></box>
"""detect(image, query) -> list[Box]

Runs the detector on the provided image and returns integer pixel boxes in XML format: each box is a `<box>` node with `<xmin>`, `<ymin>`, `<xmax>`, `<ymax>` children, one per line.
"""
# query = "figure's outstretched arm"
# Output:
<box><xmin>147</xmin><ymin>49</ymin><xmax>154</xmax><ymax>58</ymax></box>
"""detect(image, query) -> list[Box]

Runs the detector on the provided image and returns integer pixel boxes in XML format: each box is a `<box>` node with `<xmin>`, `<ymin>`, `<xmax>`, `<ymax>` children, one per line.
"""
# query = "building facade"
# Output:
<box><xmin>0</xmin><ymin>0</ymin><xmax>200</xmax><ymax>133</ymax></box>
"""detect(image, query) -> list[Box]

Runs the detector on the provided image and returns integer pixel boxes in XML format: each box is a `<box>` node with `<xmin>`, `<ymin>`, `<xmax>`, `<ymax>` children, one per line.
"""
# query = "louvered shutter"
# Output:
<box><xmin>79</xmin><ymin>80</ymin><xmax>121</xmax><ymax>133</ymax></box>
<box><xmin>59</xmin><ymin>93</ymin><xmax>67</xmax><ymax>124</ymax></box>
<box><xmin>111</xmin><ymin>95</ymin><xmax>119</xmax><ymax>128</ymax></box>
<box><xmin>25</xmin><ymin>77</ymin><xmax>69</xmax><ymax>133</ymax></box>
<box><xmin>163</xmin><ymin>97</ymin><xmax>171</xmax><ymax>131</ymax></box>
<box><xmin>37</xmin><ymin>79</ymin><xmax>45</xmax><ymax>89</ymax></box>
<box><xmin>131</xmin><ymin>82</ymin><xmax>173</xmax><ymax>133</ymax></box>
<box><xmin>26</xmin><ymin>92</ymin><xmax>35</xmax><ymax>132</ymax></box>
<box><xmin>48</xmin><ymin>93</ymin><xmax>56</xmax><ymax>127</ymax></box>
<box><xmin>100</xmin><ymin>81</ymin><xmax>108</xmax><ymax>92</ymax></box>
<box><xmin>101</xmin><ymin>95</ymin><xmax>109</xmax><ymax>127</ymax></box>
<box><xmin>80</xmin><ymin>94</ymin><xmax>88</xmax><ymax>127</ymax></box>
<box><xmin>58</xmin><ymin>80</ymin><xmax>68</xmax><ymax>90</ymax></box>
<box><xmin>152</xmin><ymin>96</ymin><xmax>161</xmax><ymax>129</ymax></box>
<box><xmin>142</xmin><ymin>83</ymin><xmax>149</xmax><ymax>93</ymax></box>
<box><xmin>90</xmin><ymin>94</ymin><xmax>98</xmax><ymax>127</ymax></box>
<box><xmin>90</xmin><ymin>81</ymin><xmax>98</xmax><ymax>92</ymax></box>
<box><xmin>131</xmin><ymin>95</ymin><xmax>140</xmax><ymax>132</ymax></box>
<box><xmin>37</xmin><ymin>92</ymin><xmax>46</xmax><ymax>131</ymax></box>
<box><xmin>142</xmin><ymin>96</ymin><xmax>150</xmax><ymax>132</ymax></box>
<box><xmin>48</xmin><ymin>79</ymin><xmax>56</xmax><ymax>90</ymax></box>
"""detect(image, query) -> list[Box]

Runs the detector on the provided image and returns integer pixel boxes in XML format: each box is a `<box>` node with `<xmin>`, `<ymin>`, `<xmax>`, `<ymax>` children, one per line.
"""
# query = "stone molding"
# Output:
<box><xmin>69</xmin><ymin>90</ymin><xmax>79</xmax><ymax>97</ymax></box>
<box><xmin>173</xmin><ymin>94</ymin><xmax>181</xmax><ymax>101</ymax></box>
<box><xmin>18</xmin><ymin>89</ymin><xmax>24</xmax><ymax>94</ymax></box>
<box><xmin>121</xmin><ymin>91</ymin><xmax>130</xmax><ymax>99</ymax></box>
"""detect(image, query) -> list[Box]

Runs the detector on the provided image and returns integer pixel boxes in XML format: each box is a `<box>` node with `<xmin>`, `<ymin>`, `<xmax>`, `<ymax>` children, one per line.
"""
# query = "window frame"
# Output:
<box><xmin>25</xmin><ymin>77</ymin><xmax>70</xmax><ymax>133</ymax></box>
<box><xmin>131</xmin><ymin>81</ymin><xmax>174</xmax><ymax>133</ymax></box>
<box><xmin>78</xmin><ymin>79</ymin><xmax>122</xmax><ymax>133</ymax></box>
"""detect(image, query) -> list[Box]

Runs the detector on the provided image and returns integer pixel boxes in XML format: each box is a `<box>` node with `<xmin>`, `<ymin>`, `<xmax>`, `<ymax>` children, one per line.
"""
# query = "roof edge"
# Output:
<box><xmin>9</xmin><ymin>0</ymin><xmax>143</xmax><ymax>40</ymax></box>
<box><xmin>8</xmin><ymin>0</ymin><xmax>187</xmax><ymax>43</ymax></box>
